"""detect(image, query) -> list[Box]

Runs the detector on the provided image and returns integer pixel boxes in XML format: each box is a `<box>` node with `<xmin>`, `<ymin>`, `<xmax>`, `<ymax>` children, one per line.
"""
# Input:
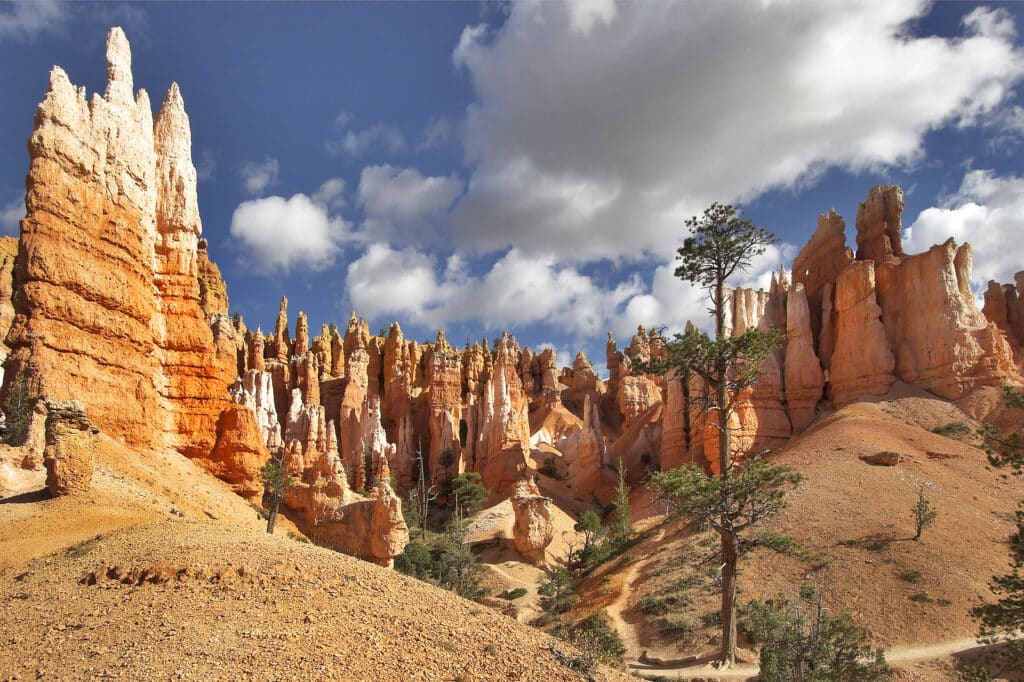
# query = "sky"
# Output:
<box><xmin>2</xmin><ymin>1</ymin><xmax>1024</xmax><ymax>371</ymax></box>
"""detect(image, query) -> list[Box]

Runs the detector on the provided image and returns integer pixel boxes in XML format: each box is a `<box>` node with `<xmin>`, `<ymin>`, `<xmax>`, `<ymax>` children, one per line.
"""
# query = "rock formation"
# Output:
<box><xmin>3</xmin><ymin>28</ymin><xmax>235</xmax><ymax>463</ymax></box>
<box><xmin>984</xmin><ymin>272</ymin><xmax>1024</xmax><ymax>364</ymax></box>
<box><xmin>42</xmin><ymin>400</ymin><xmax>99</xmax><ymax>497</ymax></box>
<box><xmin>511</xmin><ymin>478</ymin><xmax>553</xmax><ymax>564</ymax></box>
<box><xmin>207</xmin><ymin>405</ymin><xmax>269</xmax><ymax>499</ymax></box>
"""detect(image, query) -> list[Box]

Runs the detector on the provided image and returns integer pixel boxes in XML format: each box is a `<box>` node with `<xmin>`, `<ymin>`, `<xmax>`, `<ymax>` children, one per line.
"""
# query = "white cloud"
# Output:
<box><xmin>451</xmin><ymin>1</ymin><xmax>1024</xmax><ymax>263</ymax></box>
<box><xmin>0</xmin><ymin>197</ymin><xmax>24</xmax><ymax>234</ymax></box>
<box><xmin>417</xmin><ymin>118</ymin><xmax>454</xmax><ymax>151</ymax></box>
<box><xmin>239</xmin><ymin>157</ymin><xmax>279</xmax><ymax>196</ymax></box>
<box><xmin>327</xmin><ymin>122</ymin><xmax>407</xmax><ymax>158</ymax></box>
<box><xmin>904</xmin><ymin>169</ymin><xmax>1024</xmax><ymax>288</ymax></box>
<box><xmin>229</xmin><ymin>194</ymin><xmax>347</xmax><ymax>273</ymax></box>
<box><xmin>312</xmin><ymin>177</ymin><xmax>347</xmax><ymax>210</ymax></box>
<box><xmin>346</xmin><ymin>244</ymin><xmax>642</xmax><ymax>339</ymax></box>
<box><xmin>0</xmin><ymin>0</ymin><xmax>64</xmax><ymax>41</ymax></box>
<box><xmin>195</xmin><ymin>147</ymin><xmax>216</xmax><ymax>182</ymax></box>
<box><xmin>356</xmin><ymin>165</ymin><xmax>463</xmax><ymax>244</ymax></box>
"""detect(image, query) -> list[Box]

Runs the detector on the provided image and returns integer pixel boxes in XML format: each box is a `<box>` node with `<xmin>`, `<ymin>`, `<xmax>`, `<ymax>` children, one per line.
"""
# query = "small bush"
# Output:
<box><xmin>660</xmin><ymin>615</ymin><xmax>696</xmax><ymax>637</ymax></box>
<box><xmin>538</xmin><ymin>456</ymin><xmax>561</xmax><ymax>479</ymax></box>
<box><xmin>573</xmin><ymin>611</ymin><xmax>627</xmax><ymax>665</ymax></box>
<box><xmin>700</xmin><ymin>610</ymin><xmax>723</xmax><ymax>627</ymax></box>
<box><xmin>865</xmin><ymin>537</ymin><xmax>889</xmax><ymax>552</ymax></box>
<box><xmin>637</xmin><ymin>595</ymin><xmax>669</xmax><ymax>615</ymax></box>
<box><xmin>932</xmin><ymin>422</ymin><xmax>971</xmax><ymax>437</ymax></box>
<box><xmin>503</xmin><ymin>587</ymin><xmax>528</xmax><ymax>600</ymax></box>
<box><xmin>898</xmin><ymin>569</ymin><xmax>922</xmax><ymax>584</ymax></box>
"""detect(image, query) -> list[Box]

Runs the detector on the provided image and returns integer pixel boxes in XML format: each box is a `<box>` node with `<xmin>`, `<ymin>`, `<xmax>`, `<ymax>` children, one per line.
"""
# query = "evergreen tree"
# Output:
<box><xmin>644</xmin><ymin>202</ymin><xmax>798</xmax><ymax>667</ymax></box>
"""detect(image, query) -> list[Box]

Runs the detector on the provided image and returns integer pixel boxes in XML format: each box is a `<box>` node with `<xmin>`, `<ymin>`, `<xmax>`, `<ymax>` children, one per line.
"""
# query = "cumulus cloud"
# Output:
<box><xmin>904</xmin><ymin>169</ymin><xmax>1024</xmax><ymax>288</ymax></box>
<box><xmin>327</xmin><ymin>122</ymin><xmax>407</xmax><ymax>158</ymax></box>
<box><xmin>312</xmin><ymin>177</ymin><xmax>347</xmax><ymax>210</ymax></box>
<box><xmin>417</xmin><ymin>118</ymin><xmax>454</xmax><ymax>151</ymax></box>
<box><xmin>346</xmin><ymin>244</ymin><xmax>642</xmax><ymax>339</ymax></box>
<box><xmin>451</xmin><ymin>1</ymin><xmax>1024</xmax><ymax>263</ymax></box>
<box><xmin>0</xmin><ymin>197</ymin><xmax>24</xmax><ymax>234</ymax></box>
<box><xmin>239</xmin><ymin>157</ymin><xmax>279</xmax><ymax>196</ymax></box>
<box><xmin>0</xmin><ymin>0</ymin><xmax>65</xmax><ymax>41</ymax></box>
<box><xmin>229</xmin><ymin>194</ymin><xmax>347</xmax><ymax>273</ymax></box>
<box><xmin>195</xmin><ymin>147</ymin><xmax>216</xmax><ymax>182</ymax></box>
<box><xmin>356</xmin><ymin>165</ymin><xmax>463</xmax><ymax>244</ymax></box>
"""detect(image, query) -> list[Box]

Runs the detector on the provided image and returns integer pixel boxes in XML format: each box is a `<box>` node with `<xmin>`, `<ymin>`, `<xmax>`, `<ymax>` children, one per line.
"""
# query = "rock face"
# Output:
<box><xmin>207</xmin><ymin>405</ymin><xmax>269</xmax><ymax>500</ymax></box>
<box><xmin>828</xmin><ymin>261</ymin><xmax>896</xmax><ymax>405</ymax></box>
<box><xmin>469</xmin><ymin>335</ymin><xmax>531</xmax><ymax>494</ymax></box>
<box><xmin>788</xmin><ymin>186</ymin><xmax>1018</xmax><ymax>407</ymax></box>
<box><xmin>42</xmin><ymin>400</ymin><xmax>99</xmax><ymax>497</ymax></box>
<box><xmin>0</xmin><ymin>237</ymin><xmax>18</xmax><ymax>385</ymax></box>
<box><xmin>984</xmin><ymin>272</ymin><xmax>1024</xmax><ymax>364</ymax></box>
<box><xmin>510</xmin><ymin>478</ymin><xmax>553</xmax><ymax>564</ymax></box>
<box><xmin>3</xmin><ymin>28</ymin><xmax>233</xmax><ymax>463</ymax></box>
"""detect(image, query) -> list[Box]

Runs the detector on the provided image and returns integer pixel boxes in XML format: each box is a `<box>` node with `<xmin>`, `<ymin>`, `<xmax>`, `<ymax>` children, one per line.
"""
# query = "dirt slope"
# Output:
<box><xmin>0</xmin><ymin>437</ymin><xmax>627</xmax><ymax>681</ymax></box>
<box><xmin>579</xmin><ymin>390</ymin><xmax>1022</xmax><ymax>680</ymax></box>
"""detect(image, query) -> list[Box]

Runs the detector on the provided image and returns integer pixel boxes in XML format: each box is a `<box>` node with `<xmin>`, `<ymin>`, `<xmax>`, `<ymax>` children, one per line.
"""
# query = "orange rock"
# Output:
<box><xmin>784</xmin><ymin>283</ymin><xmax>825</xmax><ymax>431</ymax></box>
<box><xmin>427</xmin><ymin>347</ymin><xmax>463</xmax><ymax>481</ymax></box>
<box><xmin>208</xmin><ymin>404</ymin><xmax>269</xmax><ymax>499</ymax></box>
<box><xmin>617</xmin><ymin>375</ymin><xmax>661</xmax><ymax>427</ymax></box>
<box><xmin>511</xmin><ymin>478</ymin><xmax>553</xmax><ymax>564</ymax></box>
<box><xmin>4</xmin><ymin>28</ymin><xmax>233</xmax><ymax>462</ymax></box>
<box><xmin>829</xmin><ymin>261</ymin><xmax>895</xmax><ymax>405</ymax></box>
<box><xmin>196</xmin><ymin>239</ymin><xmax>228</xmax><ymax>321</ymax></box>
<box><xmin>855</xmin><ymin>185</ymin><xmax>904</xmax><ymax>265</ymax></box>
<box><xmin>875</xmin><ymin>239</ymin><xmax>1017</xmax><ymax>399</ymax></box>
<box><xmin>470</xmin><ymin>334</ymin><xmax>531</xmax><ymax>494</ymax></box>
<box><xmin>42</xmin><ymin>400</ymin><xmax>98</xmax><ymax>497</ymax></box>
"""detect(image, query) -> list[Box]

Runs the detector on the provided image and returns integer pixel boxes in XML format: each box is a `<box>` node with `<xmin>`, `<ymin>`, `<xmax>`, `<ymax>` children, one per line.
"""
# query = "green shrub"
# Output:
<box><xmin>932</xmin><ymin>422</ymin><xmax>971</xmax><ymax>437</ymax></box>
<box><xmin>572</xmin><ymin>611</ymin><xmax>627</xmax><ymax>666</ymax></box>
<box><xmin>661</xmin><ymin>615</ymin><xmax>696</xmax><ymax>637</ymax></box>
<box><xmin>747</xmin><ymin>590</ymin><xmax>890</xmax><ymax>681</ymax></box>
<box><xmin>504</xmin><ymin>587</ymin><xmax>528</xmax><ymax>600</ymax></box>
<box><xmin>898</xmin><ymin>569</ymin><xmax>922</xmax><ymax>584</ymax></box>
<box><xmin>538</xmin><ymin>456</ymin><xmax>561</xmax><ymax>479</ymax></box>
<box><xmin>637</xmin><ymin>595</ymin><xmax>670</xmax><ymax>615</ymax></box>
<box><xmin>701</xmin><ymin>611</ymin><xmax>723</xmax><ymax>627</ymax></box>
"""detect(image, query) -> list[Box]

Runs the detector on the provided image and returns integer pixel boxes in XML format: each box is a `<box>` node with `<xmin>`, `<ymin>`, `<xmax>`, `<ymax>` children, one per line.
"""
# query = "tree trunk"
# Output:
<box><xmin>714</xmin><ymin>277</ymin><xmax>737</xmax><ymax>667</ymax></box>
<box><xmin>266</xmin><ymin>499</ymin><xmax>279</xmax><ymax>534</ymax></box>
<box><xmin>720</xmin><ymin>528</ymin><xmax>739</xmax><ymax>666</ymax></box>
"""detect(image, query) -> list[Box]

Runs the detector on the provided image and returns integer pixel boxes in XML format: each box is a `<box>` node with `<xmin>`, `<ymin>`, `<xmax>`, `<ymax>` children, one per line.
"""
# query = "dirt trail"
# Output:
<box><xmin>627</xmin><ymin>637</ymin><xmax>986</xmax><ymax>679</ymax></box>
<box><xmin>605</xmin><ymin>527</ymin><xmax>666</xmax><ymax>659</ymax></box>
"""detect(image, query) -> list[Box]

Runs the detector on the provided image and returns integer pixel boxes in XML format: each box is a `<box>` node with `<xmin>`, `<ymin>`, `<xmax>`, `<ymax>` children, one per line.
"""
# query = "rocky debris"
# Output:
<box><xmin>43</xmin><ymin>399</ymin><xmax>99</xmax><ymax>496</ymax></box>
<box><xmin>207</xmin><ymin>405</ymin><xmax>268</xmax><ymax>499</ymax></box>
<box><xmin>860</xmin><ymin>451</ymin><xmax>903</xmax><ymax>466</ymax></box>
<box><xmin>511</xmin><ymin>478</ymin><xmax>554</xmax><ymax>564</ymax></box>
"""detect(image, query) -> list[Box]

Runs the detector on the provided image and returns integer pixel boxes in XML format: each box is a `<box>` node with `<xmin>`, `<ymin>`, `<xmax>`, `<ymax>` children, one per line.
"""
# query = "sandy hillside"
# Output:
<box><xmin>0</xmin><ymin>438</ymin><xmax>628</xmax><ymax>682</ymax></box>
<box><xmin>575</xmin><ymin>388</ymin><xmax>1023</xmax><ymax>680</ymax></box>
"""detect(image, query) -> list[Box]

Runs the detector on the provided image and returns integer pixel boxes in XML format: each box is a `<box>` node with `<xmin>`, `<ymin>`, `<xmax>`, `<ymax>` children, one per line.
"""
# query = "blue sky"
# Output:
<box><xmin>3</xmin><ymin>1</ymin><xmax>1024</xmax><ymax>370</ymax></box>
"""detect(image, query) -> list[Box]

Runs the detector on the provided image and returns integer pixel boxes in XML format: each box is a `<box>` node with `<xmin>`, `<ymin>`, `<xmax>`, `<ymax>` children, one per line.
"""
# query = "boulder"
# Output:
<box><xmin>511</xmin><ymin>478</ymin><xmax>553</xmax><ymax>564</ymax></box>
<box><xmin>43</xmin><ymin>400</ymin><xmax>99</xmax><ymax>497</ymax></box>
